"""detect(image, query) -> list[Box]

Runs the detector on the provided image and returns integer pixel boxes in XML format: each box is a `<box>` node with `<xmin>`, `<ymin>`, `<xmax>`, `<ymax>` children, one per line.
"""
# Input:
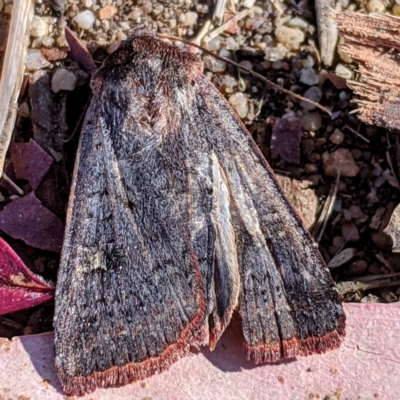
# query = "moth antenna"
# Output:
<box><xmin>159</xmin><ymin>34</ymin><xmax>332</xmax><ymax>117</ymax></box>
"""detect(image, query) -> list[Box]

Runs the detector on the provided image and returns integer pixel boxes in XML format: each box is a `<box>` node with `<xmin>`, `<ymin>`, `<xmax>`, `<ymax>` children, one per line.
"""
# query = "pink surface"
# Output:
<box><xmin>0</xmin><ymin>303</ymin><xmax>399</xmax><ymax>399</ymax></box>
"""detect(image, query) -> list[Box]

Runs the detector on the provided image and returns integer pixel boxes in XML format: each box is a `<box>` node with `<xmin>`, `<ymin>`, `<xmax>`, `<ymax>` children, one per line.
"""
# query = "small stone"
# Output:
<box><xmin>300</xmin><ymin>67</ymin><xmax>319</xmax><ymax>86</ymax></box>
<box><xmin>329</xmin><ymin>128</ymin><xmax>345</xmax><ymax>144</ymax></box>
<box><xmin>229</xmin><ymin>93</ymin><xmax>249</xmax><ymax>119</ymax></box>
<box><xmin>152</xmin><ymin>4</ymin><xmax>164</xmax><ymax>16</ymax></box>
<box><xmin>218</xmin><ymin>75</ymin><xmax>238</xmax><ymax>92</ymax></box>
<box><xmin>304</xmin><ymin>163</ymin><xmax>318</xmax><ymax>174</ymax></box>
<box><xmin>322</xmin><ymin>148</ymin><xmax>360</xmax><ymax>177</ymax></box>
<box><xmin>301</xmin><ymin>138</ymin><xmax>315</xmax><ymax>155</ymax></box>
<box><xmin>333</xmin><ymin>199</ymin><xmax>342</xmax><ymax>213</ymax></box>
<box><xmin>264</xmin><ymin>44</ymin><xmax>288</xmax><ymax>62</ymax></box>
<box><xmin>40</xmin><ymin>47</ymin><xmax>68</xmax><ymax>61</ymax></box>
<box><xmin>25</xmin><ymin>49</ymin><xmax>51</xmax><ymax>71</ymax></box>
<box><xmin>203</xmin><ymin>54</ymin><xmax>226</xmax><ymax>73</ymax></box>
<box><xmin>366</xmin><ymin>0</ymin><xmax>386</xmax><ymax>12</ymax></box>
<box><xmin>380</xmin><ymin>288</ymin><xmax>397</xmax><ymax>303</ymax></box>
<box><xmin>239</xmin><ymin>60</ymin><xmax>253</xmax><ymax>74</ymax></box>
<box><xmin>203</xmin><ymin>36</ymin><xmax>222</xmax><ymax>51</ymax></box>
<box><xmin>0</xmin><ymin>0</ymin><xmax>3</xmax><ymax>12</ymax></box>
<box><xmin>347</xmin><ymin>260</ymin><xmax>368</xmax><ymax>276</ymax></box>
<box><xmin>245</xmin><ymin>17</ymin><xmax>264</xmax><ymax>31</ymax></box>
<box><xmin>31</xmin><ymin>16</ymin><xmax>49</xmax><ymax>38</ymax></box>
<box><xmin>51</xmin><ymin>69</ymin><xmax>78</xmax><ymax>93</ymax></box>
<box><xmin>128</xmin><ymin>8</ymin><xmax>141</xmax><ymax>20</ymax></box>
<box><xmin>343</xmin><ymin>209</ymin><xmax>352</xmax><ymax>221</ymax></box>
<box><xmin>181</xmin><ymin>11</ymin><xmax>198</xmax><ymax>27</ymax></box>
<box><xmin>98</xmin><ymin>5</ymin><xmax>117</xmax><ymax>19</ymax></box>
<box><xmin>41</xmin><ymin>36</ymin><xmax>55</xmax><ymax>47</ymax></box>
<box><xmin>393</xmin><ymin>4</ymin><xmax>400</xmax><ymax>15</ymax></box>
<box><xmin>4</xmin><ymin>3</ymin><xmax>12</xmax><ymax>14</ymax></box>
<box><xmin>301</xmin><ymin>113</ymin><xmax>322</xmax><ymax>131</ymax></box>
<box><xmin>335</xmin><ymin>63</ymin><xmax>353</xmax><ymax>80</ymax></box>
<box><xmin>117</xmin><ymin>31</ymin><xmax>127</xmax><ymax>41</ymax></box>
<box><xmin>349</xmin><ymin>205</ymin><xmax>363</xmax><ymax>219</ymax></box>
<box><xmin>332</xmin><ymin>236</ymin><xmax>345</xmax><ymax>247</ymax></box>
<box><xmin>243</xmin><ymin>0</ymin><xmax>256</xmax><ymax>7</ymax></box>
<box><xmin>360</xmin><ymin>294</ymin><xmax>380</xmax><ymax>303</ymax></box>
<box><xmin>225</xmin><ymin>37</ymin><xmax>239</xmax><ymax>50</ymax></box>
<box><xmin>341</xmin><ymin>222</ymin><xmax>360</xmax><ymax>242</ymax></box>
<box><xmin>300</xmin><ymin>86</ymin><xmax>322</xmax><ymax>110</ymax></box>
<box><xmin>56</xmin><ymin>35</ymin><xmax>68</xmax><ymax>47</ymax></box>
<box><xmin>73</xmin><ymin>10</ymin><xmax>96</xmax><ymax>30</ymax></box>
<box><xmin>287</xmin><ymin>17</ymin><xmax>308</xmax><ymax>30</ymax></box>
<box><xmin>275</xmin><ymin>26</ymin><xmax>305</xmax><ymax>51</ymax></box>
<box><xmin>19</xmin><ymin>102</ymin><xmax>30</xmax><ymax>117</ymax></box>
<box><xmin>371</xmin><ymin>232</ymin><xmax>393</xmax><ymax>251</ymax></box>
<box><xmin>142</xmin><ymin>2</ymin><xmax>152</xmax><ymax>14</ymax></box>
<box><xmin>328</xmin><ymin>248</ymin><xmax>357</xmax><ymax>268</ymax></box>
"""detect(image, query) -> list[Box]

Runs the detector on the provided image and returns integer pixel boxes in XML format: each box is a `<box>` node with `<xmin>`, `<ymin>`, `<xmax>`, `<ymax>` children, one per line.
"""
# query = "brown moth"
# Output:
<box><xmin>54</xmin><ymin>27</ymin><xmax>346</xmax><ymax>395</ymax></box>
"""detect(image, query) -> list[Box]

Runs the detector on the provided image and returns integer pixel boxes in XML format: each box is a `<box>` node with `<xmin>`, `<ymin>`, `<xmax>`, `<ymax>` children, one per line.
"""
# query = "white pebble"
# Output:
<box><xmin>128</xmin><ymin>8</ymin><xmax>141</xmax><ymax>20</ymax></box>
<box><xmin>203</xmin><ymin>55</ymin><xmax>226</xmax><ymax>73</ymax></box>
<box><xmin>73</xmin><ymin>10</ymin><xmax>96</xmax><ymax>30</ymax></box>
<box><xmin>42</xmin><ymin>36</ymin><xmax>54</xmax><ymax>47</ymax></box>
<box><xmin>275</xmin><ymin>26</ymin><xmax>305</xmax><ymax>51</ymax></box>
<box><xmin>31</xmin><ymin>16</ymin><xmax>49</xmax><ymax>38</ymax></box>
<box><xmin>229</xmin><ymin>93</ymin><xmax>249</xmax><ymax>119</ymax></box>
<box><xmin>51</xmin><ymin>69</ymin><xmax>78</xmax><ymax>93</ymax></box>
<box><xmin>287</xmin><ymin>17</ymin><xmax>308</xmax><ymax>30</ymax></box>
<box><xmin>243</xmin><ymin>0</ymin><xmax>256</xmax><ymax>7</ymax></box>
<box><xmin>25</xmin><ymin>49</ymin><xmax>51</xmax><ymax>71</ymax></box>
<box><xmin>335</xmin><ymin>63</ymin><xmax>353</xmax><ymax>80</ymax></box>
<box><xmin>366</xmin><ymin>0</ymin><xmax>386</xmax><ymax>12</ymax></box>
<box><xmin>300</xmin><ymin>67</ymin><xmax>319</xmax><ymax>86</ymax></box>
<box><xmin>225</xmin><ymin>37</ymin><xmax>239</xmax><ymax>50</ymax></box>
<box><xmin>264</xmin><ymin>43</ymin><xmax>288</xmax><ymax>62</ymax></box>
<box><xmin>203</xmin><ymin>36</ymin><xmax>222</xmax><ymax>51</ymax></box>
<box><xmin>181</xmin><ymin>11</ymin><xmax>198</xmax><ymax>27</ymax></box>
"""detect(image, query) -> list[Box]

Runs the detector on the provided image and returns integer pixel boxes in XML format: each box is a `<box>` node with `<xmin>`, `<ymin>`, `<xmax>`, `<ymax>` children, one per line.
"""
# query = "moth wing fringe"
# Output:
<box><xmin>244</xmin><ymin>320</ymin><xmax>346</xmax><ymax>364</ymax></box>
<box><xmin>57</xmin><ymin>299</ymin><xmax>208</xmax><ymax>395</ymax></box>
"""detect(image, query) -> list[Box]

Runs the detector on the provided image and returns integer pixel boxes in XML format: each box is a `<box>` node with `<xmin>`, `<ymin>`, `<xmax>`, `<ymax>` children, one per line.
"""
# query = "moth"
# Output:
<box><xmin>54</xmin><ymin>27</ymin><xmax>346</xmax><ymax>395</ymax></box>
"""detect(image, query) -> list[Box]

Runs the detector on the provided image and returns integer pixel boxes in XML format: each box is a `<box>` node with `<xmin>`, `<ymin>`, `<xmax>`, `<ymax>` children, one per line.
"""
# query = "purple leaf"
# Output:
<box><xmin>10</xmin><ymin>139</ymin><xmax>53</xmax><ymax>190</ymax></box>
<box><xmin>0</xmin><ymin>192</ymin><xmax>64</xmax><ymax>252</ymax></box>
<box><xmin>0</xmin><ymin>237</ymin><xmax>54</xmax><ymax>315</ymax></box>
<box><xmin>270</xmin><ymin>118</ymin><xmax>302</xmax><ymax>164</ymax></box>
<box><xmin>65</xmin><ymin>27</ymin><xmax>97</xmax><ymax>76</ymax></box>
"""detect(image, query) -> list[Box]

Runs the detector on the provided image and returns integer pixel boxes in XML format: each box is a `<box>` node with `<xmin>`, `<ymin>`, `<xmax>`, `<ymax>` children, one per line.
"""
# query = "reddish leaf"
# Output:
<box><xmin>10</xmin><ymin>139</ymin><xmax>53</xmax><ymax>190</ymax></box>
<box><xmin>0</xmin><ymin>192</ymin><xmax>64</xmax><ymax>252</ymax></box>
<box><xmin>0</xmin><ymin>237</ymin><xmax>54</xmax><ymax>315</ymax></box>
<box><xmin>270</xmin><ymin>118</ymin><xmax>302</xmax><ymax>164</ymax></box>
<box><xmin>65</xmin><ymin>27</ymin><xmax>97</xmax><ymax>76</ymax></box>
